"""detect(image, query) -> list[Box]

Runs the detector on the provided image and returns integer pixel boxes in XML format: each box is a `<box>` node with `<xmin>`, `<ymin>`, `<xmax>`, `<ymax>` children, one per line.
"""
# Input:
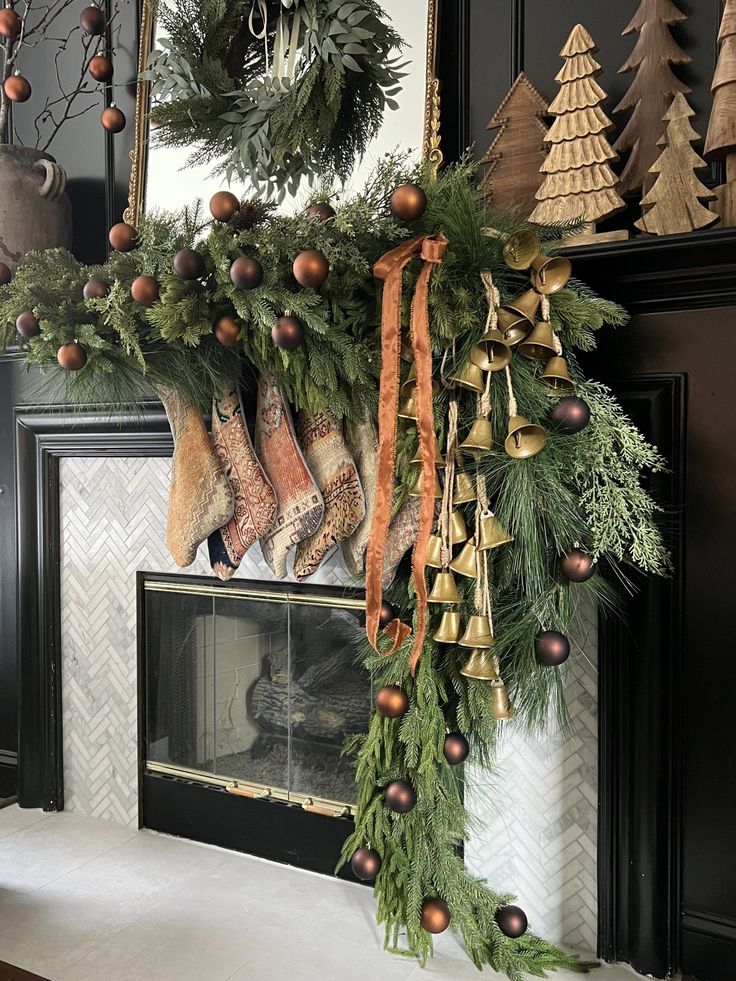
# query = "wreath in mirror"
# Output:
<box><xmin>145</xmin><ymin>0</ymin><xmax>406</xmax><ymax>199</ymax></box>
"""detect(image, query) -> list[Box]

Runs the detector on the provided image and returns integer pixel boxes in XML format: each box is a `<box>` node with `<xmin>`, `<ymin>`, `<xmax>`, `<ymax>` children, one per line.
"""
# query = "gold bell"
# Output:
<box><xmin>518</xmin><ymin>320</ymin><xmax>558</xmax><ymax>362</ymax></box>
<box><xmin>459</xmin><ymin>648</ymin><xmax>498</xmax><ymax>680</ymax></box>
<box><xmin>490</xmin><ymin>678</ymin><xmax>515</xmax><ymax>720</ymax></box>
<box><xmin>433</xmin><ymin>610</ymin><xmax>462</xmax><ymax>644</ymax></box>
<box><xmin>458</xmin><ymin>614</ymin><xmax>494</xmax><ymax>648</ymax></box>
<box><xmin>398</xmin><ymin>393</ymin><xmax>418</xmax><ymax>420</ymax></box>
<box><xmin>410</xmin><ymin>432</ymin><xmax>445</xmax><ymax>468</ymax></box>
<box><xmin>502</xmin><ymin>229</ymin><xmax>541</xmax><ymax>270</ymax></box>
<box><xmin>500</xmin><ymin>289</ymin><xmax>541</xmax><ymax>344</ymax></box>
<box><xmin>471</xmin><ymin>329</ymin><xmax>512</xmax><ymax>372</ymax></box>
<box><xmin>428</xmin><ymin>571</ymin><xmax>463</xmax><ymax>605</ymax></box>
<box><xmin>540</xmin><ymin>356</ymin><xmax>574</xmax><ymax>392</ymax></box>
<box><xmin>426</xmin><ymin>534</ymin><xmax>444</xmax><ymax>568</ymax></box>
<box><xmin>530</xmin><ymin>255</ymin><xmax>572</xmax><ymax>295</ymax></box>
<box><xmin>450</xmin><ymin>538</ymin><xmax>478</xmax><ymax>579</ymax></box>
<box><xmin>450</xmin><ymin>509</ymin><xmax>468</xmax><ymax>545</ymax></box>
<box><xmin>453</xmin><ymin>472</ymin><xmax>476</xmax><ymax>505</ymax></box>
<box><xmin>477</xmin><ymin>512</ymin><xmax>513</xmax><ymax>551</ymax></box>
<box><xmin>459</xmin><ymin>418</ymin><xmax>494</xmax><ymax>456</ymax></box>
<box><xmin>402</xmin><ymin>361</ymin><xmax>439</xmax><ymax>396</ymax></box>
<box><xmin>449</xmin><ymin>360</ymin><xmax>485</xmax><ymax>394</ymax></box>
<box><xmin>410</xmin><ymin>470</ymin><xmax>443</xmax><ymax>499</ymax></box>
<box><xmin>504</xmin><ymin>416</ymin><xmax>547</xmax><ymax>459</ymax></box>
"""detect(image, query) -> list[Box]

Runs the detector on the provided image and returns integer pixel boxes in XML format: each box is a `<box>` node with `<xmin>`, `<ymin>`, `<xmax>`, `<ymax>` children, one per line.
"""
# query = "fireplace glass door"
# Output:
<box><xmin>141</xmin><ymin>578</ymin><xmax>370</xmax><ymax>811</ymax></box>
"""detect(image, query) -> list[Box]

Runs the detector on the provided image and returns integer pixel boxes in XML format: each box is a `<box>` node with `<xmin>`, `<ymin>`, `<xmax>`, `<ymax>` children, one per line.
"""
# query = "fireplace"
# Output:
<box><xmin>138</xmin><ymin>573</ymin><xmax>369</xmax><ymax>873</ymax></box>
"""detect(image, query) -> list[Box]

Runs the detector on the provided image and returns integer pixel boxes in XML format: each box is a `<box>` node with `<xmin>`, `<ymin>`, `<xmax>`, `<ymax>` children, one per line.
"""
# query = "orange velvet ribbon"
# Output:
<box><xmin>365</xmin><ymin>234</ymin><xmax>448</xmax><ymax>674</ymax></box>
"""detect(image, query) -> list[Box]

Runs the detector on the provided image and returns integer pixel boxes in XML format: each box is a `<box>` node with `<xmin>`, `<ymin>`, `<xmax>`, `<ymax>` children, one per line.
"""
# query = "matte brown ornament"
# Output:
<box><xmin>420</xmin><ymin>898</ymin><xmax>451</xmax><ymax>934</ymax></box>
<box><xmin>174</xmin><ymin>248</ymin><xmax>206</xmax><ymax>281</ymax></box>
<box><xmin>560</xmin><ymin>547</ymin><xmax>595</xmax><ymax>583</ymax></box>
<box><xmin>496</xmin><ymin>904</ymin><xmax>528</xmax><ymax>939</ymax></box>
<box><xmin>385</xmin><ymin>779</ymin><xmax>416</xmax><ymax>814</ymax></box>
<box><xmin>379</xmin><ymin>600</ymin><xmax>396</xmax><ymax>628</ymax></box>
<box><xmin>443</xmin><ymin>732</ymin><xmax>470</xmax><ymax>766</ymax></box>
<box><xmin>4</xmin><ymin>73</ymin><xmax>31</xmax><ymax>103</ymax></box>
<box><xmin>108</xmin><ymin>222</ymin><xmax>137</xmax><ymax>252</ymax></box>
<box><xmin>16</xmin><ymin>311</ymin><xmax>40</xmax><ymax>338</ymax></box>
<box><xmin>214</xmin><ymin>315</ymin><xmax>240</xmax><ymax>348</ymax></box>
<box><xmin>209</xmin><ymin>191</ymin><xmax>240</xmax><ymax>223</ymax></box>
<box><xmin>83</xmin><ymin>278</ymin><xmax>107</xmax><ymax>300</ymax></box>
<box><xmin>229</xmin><ymin>256</ymin><xmax>263</xmax><ymax>290</ymax></box>
<box><xmin>0</xmin><ymin>8</ymin><xmax>22</xmax><ymax>39</ymax></box>
<box><xmin>293</xmin><ymin>249</ymin><xmax>329</xmax><ymax>288</ymax></box>
<box><xmin>534</xmin><ymin>630</ymin><xmax>570</xmax><ymax>667</ymax></box>
<box><xmin>375</xmin><ymin>685</ymin><xmax>409</xmax><ymax>719</ymax></box>
<box><xmin>390</xmin><ymin>183</ymin><xmax>428</xmax><ymax>222</ymax></box>
<box><xmin>0</xmin><ymin>261</ymin><xmax>12</xmax><ymax>286</ymax></box>
<box><xmin>272</xmin><ymin>315</ymin><xmax>304</xmax><ymax>350</ymax></box>
<box><xmin>88</xmin><ymin>54</ymin><xmax>113</xmax><ymax>82</ymax></box>
<box><xmin>350</xmin><ymin>847</ymin><xmax>382</xmax><ymax>881</ymax></box>
<box><xmin>130</xmin><ymin>275</ymin><xmax>159</xmax><ymax>307</ymax></box>
<box><xmin>307</xmin><ymin>202</ymin><xmax>336</xmax><ymax>222</ymax></box>
<box><xmin>550</xmin><ymin>396</ymin><xmax>591</xmax><ymax>434</ymax></box>
<box><xmin>57</xmin><ymin>342</ymin><xmax>87</xmax><ymax>371</ymax></box>
<box><xmin>80</xmin><ymin>4</ymin><xmax>106</xmax><ymax>35</ymax></box>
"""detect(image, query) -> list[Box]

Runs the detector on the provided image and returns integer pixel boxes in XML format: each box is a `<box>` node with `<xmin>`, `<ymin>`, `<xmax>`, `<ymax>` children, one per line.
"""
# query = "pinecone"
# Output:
<box><xmin>235</xmin><ymin>199</ymin><xmax>267</xmax><ymax>231</ymax></box>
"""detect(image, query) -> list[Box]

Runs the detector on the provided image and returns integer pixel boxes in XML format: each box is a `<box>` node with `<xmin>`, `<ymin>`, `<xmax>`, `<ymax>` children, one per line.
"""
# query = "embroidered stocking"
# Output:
<box><xmin>159</xmin><ymin>386</ymin><xmax>235</xmax><ymax>568</ymax></box>
<box><xmin>381</xmin><ymin>495</ymin><xmax>421</xmax><ymax>589</ymax></box>
<box><xmin>293</xmin><ymin>410</ymin><xmax>366</xmax><ymax>581</ymax></box>
<box><xmin>208</xmin><ymin>388</ymin><xmax>277</xmax><ymax>581</ymax></box>
<box><xmin>256</xmin><ymin>374</ymin><xmax>324</xmax><ymax>579</ymax></box>
<box><xmin>341</xmin><ymin>416</ymin><xmax>378</xmax><ymax>576</ymax></box>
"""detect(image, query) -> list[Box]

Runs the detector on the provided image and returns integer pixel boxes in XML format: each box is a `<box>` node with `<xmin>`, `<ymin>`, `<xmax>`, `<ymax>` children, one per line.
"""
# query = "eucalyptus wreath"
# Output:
<box><xmin>145</xmin><ymin>0</ymin><xmax>406</xmax><ymax>198</ymax></box>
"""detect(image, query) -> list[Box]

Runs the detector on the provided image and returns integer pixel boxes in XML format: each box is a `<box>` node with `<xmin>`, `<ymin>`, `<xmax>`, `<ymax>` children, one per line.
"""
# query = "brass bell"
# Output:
<box><xmin>428</xmin><ymin>571</ymin><xmax>463</xmax><ymax>605</ymax></box>
<box><xmin>410</xmin><ymin>432</ymin><xmax>445</xmax><ymax>468</ymax></box>
<box><xmin>458</xmin><ymin>614</ymin><xmax>494</xmax><ymax>648</ymax></box>
<box><xmin>433</xmin><ymin>610</ymin><xmax>462</xmax><ymax>644</ymax></box>
<box><xmin>530</xmin><ymin>255</ymin><xmax>572</xmax><ymax>295</ymax></box>
<box><xmin>477</xmin><ymin>512</ymin><xmax>513</xmax><ymax>551</ymax></box>
<box><xmin>426</xmin><ymin>534</ymin><xmax>444</xmax><ymax>568</ymax></box>
<box><xmin>450</xmin><ymin>538</ymin><xmax>478</xmax><ymax>579</ymax></box>
<box><xmin>400</xmin><ymin>338</ymin><xmax>414</xmax><ymax>363</ymax></box>
<box><xmin>459</xmin><ymin>418</ymin><xmax>494</xmax><ymax>456</ymax></box>
<box><xmin>410</xmin><ymin>469</ymin><xmax>443</xmax><ymax>499</ymax></box>
<box><xmin>398</xmin><ymin>393</ymin><xmax>418</xmax><ymax>420</ymax></box>
<box><xmin>449</xmin><ymin>360</ymin><xmax>485</xmax><ymax>394</ymax></box>
<box><xmin>402</xmin><ymin>361</ymin><xmax>439</xmax><ymax>396</ymax></box>
<box><xmin>459</xmin><ymin>648</ymin><xmax>498</xmax><ymax>680</ymax></box>
<box><xmin>453</xmin><ymin>472</ymin><xmax>476</xmax><ymax>505</ymax></box>
<box><xmin>471</xmin><ymin>329</ymin><xmax>512</xmax><ymax>372</ymax></box>
<box><xmin>540</xmin><ymin>356</ymin><xmax>574</xmax><ymax>392</ymax></box>
<box><xmin>490</xmin><ymin>678</ymin><xmax>515</xmax><ymax>720</ymax></box>
<box><xmin>518</xmin><ymin>320</ymin><xmax>558</xmax><ymax>362</ymax></box>
<box><xmin>450</xmin><ymin>509</ymin><xmax>468</xmax><ymax>545</ymax></box>
<box><xmin>501</xmin><ymin>289</ymin><xmax>541</xmax><ymax>335</ymax></box>
<box><xmin>502</xmin><ymin>230</ymin><xmax>541</xmax><ymax>270</ymax></box>
<box><xmin>504</xmin><ymin>415</ymin><xmax>547</xmax><ymax>459</ymax></box>
<box><xmin>497</xmin><ymin>308</ymin><xmax>533</xmax><ymax>347</ymax></box>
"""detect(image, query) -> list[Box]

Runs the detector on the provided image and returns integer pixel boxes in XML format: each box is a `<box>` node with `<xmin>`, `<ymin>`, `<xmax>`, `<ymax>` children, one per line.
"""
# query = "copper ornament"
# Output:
<box><xmin>214</xmin><ymin>315</ymin><xmax>240</xmax><ymax>348</ymax></box>
<box><xmin>379</xmin><ymin>600</ymin><xmax>396</xmax><ymax>629</ymax></box>
<box><xmin>0</xmin><ymin>8</ymin><xmax>22</xmax><ymax>40</ymax></box>
<box><xmin>4</xmin><ymin>73</ymin><xmax>31</xmax><ymax>103</ymax></box>
<box><xmin>0</xmin><ymin>262</ymin><xmax>11</xmax><ymax>286</ymax></box>
<box><xmin>272</xmin><ymin>315</ymin><xmax>304</xmax><ymax>350</ymax></box>
<box><xmin>420</xmin><ymin>897</ymin><xmax>451</xmax><ymax>934</ymax></box>
<box><xmin>534</xmin><ymin>629</ymin><xmax>570</xmax><ymax>667</ymax></box>
<box><xmin>375</xmin><ymin>685</ymin><xmax>409</xmax><ymax>719</ymax></box>
<box><xmin>443</xmin><ymin>732</ymin><xmax>470</xmax><ymax>766</ymax></box>
<box><xmin>496</xmin><ymin>904</ymin><xmax>528</xmax><ymax>938</ymax></box>
<box><xmin>57</xmin><ymin>342</ymin><xmax>87</xmax><ymax>371</ymax></box>
<box><xmin>108</xmin><ymin>222</ymin><xmax>137</xmax><ymax>252</ymax></box>
<box><xmin>101</xmin><ymin>104</ymin><xmax>126</xmax><ymax>133</ymax></box>
<box><xmin>229</xmin><ymin>255</ymin><xmax>263</xmax><ymax>290</ymax></box>
<box><xmin>390</xmin><ymin>183</ymin><xmax>428</xmax><ymax>222</ymax></box>
<box><xmin>83</xmin><ymin>278</ymin><xmax>107</xmax><ymax>300</ymax></box>
<box><xmin>130</xmin><ymin>275</ymin><xmax>159</xmax><ymax>307</ymax></box>
<box><xmin>385</xmin><ymin>779</ymin><xmax>416</xmax><ymax>813</ymax></box>
<box><xmin>560</xmin><ymin>547</ymin><xmax>595</xmax><ymax>582</ymax></box>
<box><xmin>16</xmin><ymin>311</ymin><xmax>40</xmax><ymax>338</ymax></box>
<box><xmin>88</xmin><ymin>54</ymin><xmax>113</xmax><ymax>82</ymax></box>
<box><xmin>209</xmin><ymin>191</ymin><xmax>240</xmax><ymax>222</ymax></box>
<box><xmin>350</xmin><ymin>847</ymin><xmax>382</xmax><ymax>881</ymax></box>
<box><xmin>174</xmin><ymin>248</ymin><xmax>205</xmax><ymax>281</ymax></box>
<box><xmin>293</xmin><ymin>249</ymin><xmax>329</xmax><ymax>288</ymax></box>
<box><xmin>307</xmin><ymin>202</ymin><xmax>336</xmax><ymax>222</ymax></box>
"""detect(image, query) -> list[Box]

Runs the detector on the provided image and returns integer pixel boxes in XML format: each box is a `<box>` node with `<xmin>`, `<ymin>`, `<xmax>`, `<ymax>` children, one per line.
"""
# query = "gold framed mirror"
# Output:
<box><xmin>124</xmin><ymin>0</ymin><xmax>442</xmax><ymax>226</ymax></box>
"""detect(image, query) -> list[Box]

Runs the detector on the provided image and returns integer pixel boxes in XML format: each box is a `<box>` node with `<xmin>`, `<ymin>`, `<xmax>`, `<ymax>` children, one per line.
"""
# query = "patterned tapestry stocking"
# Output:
<box><xmin>256</xmin><ymin>374</ymin><xmax>324</xmax><ymax>579</ymax></box>
<box><xmin>381</xmin><ymin>495</ymin><xmax>421</xmax><ymax>589</ymax></box>
<box><xmin>208</xmin><ymin>388</ymin><xmax>277</xmax><ymax>581</ymax></box>
<box><xmin>341</xmin><ymin>416</ymin><xmax>378</xmax><ymax>576</ymax></box>
<box><xmin>293</xmin><ymin>410</ymin><xmax>366</xmax><ymax>581</ymax></box>
<box><xmin>159</xmin><ymin>386</ymin><xmax>235</xmax><ymax>568</ymax></box>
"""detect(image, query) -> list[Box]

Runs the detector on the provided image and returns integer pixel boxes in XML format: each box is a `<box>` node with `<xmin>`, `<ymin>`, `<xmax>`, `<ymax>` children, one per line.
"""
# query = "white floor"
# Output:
<box><xmin>0</xmin><ymin>805</ymin><xmax>642</xmax><ymax>981</ymax></box>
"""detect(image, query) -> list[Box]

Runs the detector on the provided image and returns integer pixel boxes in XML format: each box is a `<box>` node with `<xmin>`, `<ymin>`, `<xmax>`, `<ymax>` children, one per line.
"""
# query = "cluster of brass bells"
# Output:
<box><xmin>458</xmin><ymin>648</ymin><xmax>514</xmax><ymax>720</ymax></box>
<box><xmin>517</xmin><ymin>321</ymin><xmax>574</xmax><ymax>394</ymax></box>
<box><xmin>426</xmin><ymin>511</ymin><xmax>467</xmax><ymax>567</ymax></box>
<box><xmin>432</xmin><ymin>608</ymin><xmax>494</xmax><ymax>648</ymax></box>
<box><xmin>497</xmin><ymin>254</ymin><xmax>573</xmax><ymax>348</ymax></box>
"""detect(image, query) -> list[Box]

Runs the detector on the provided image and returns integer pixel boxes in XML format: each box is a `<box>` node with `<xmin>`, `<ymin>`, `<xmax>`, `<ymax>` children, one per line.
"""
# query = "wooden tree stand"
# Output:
<box><xmin>564</xmin><ymin>223</ymin><xmax>630</xmax><ymax>246</ymax></box>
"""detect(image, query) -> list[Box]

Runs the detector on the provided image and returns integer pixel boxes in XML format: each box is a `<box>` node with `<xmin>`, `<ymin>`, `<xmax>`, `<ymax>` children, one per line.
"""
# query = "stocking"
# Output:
<box><xmin>208</xmin><ymin>388</ymin><xmax>277</xmax><ymax>581</ymax></box>
<box><xmin>293</xmin><ymin>410</ymin><xmax>365</xmax><ymax>581</ymax></box>
<box><xmin>159</xmin><ymin>386</ymin><xmax>235</xmax><ymax>568</ymax></box>
<box><xmin>256</xmin><ymin>374</ymin><xmax>324</xmax><ymax>579</ymax></box>
<box><xmin>341</xmin><ymin>416</ymin><xmax>378</xmax><ymax>576</ymax></box>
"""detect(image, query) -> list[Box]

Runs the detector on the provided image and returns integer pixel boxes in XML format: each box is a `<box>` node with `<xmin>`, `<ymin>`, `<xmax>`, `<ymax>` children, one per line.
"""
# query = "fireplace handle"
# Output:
<box><xmin>301</xmin><ymin>798</ymin><xmax>351</xmax><ymax>818</ymax></box>
<box><xmin>225</xmin><ymin>781</ymin><xmax>271</xmax><ymax>800</ymax></box>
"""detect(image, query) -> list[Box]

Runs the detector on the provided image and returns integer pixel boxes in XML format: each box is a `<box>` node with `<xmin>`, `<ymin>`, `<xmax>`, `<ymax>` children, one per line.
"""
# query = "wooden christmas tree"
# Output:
<box><xmin>614</xmin><ymin>0</ymin><xmax>692</xmax><ymax>196</ymax></box>
<box><xmin>480</xmin><ymin>73</ymin><xmax>549</xmax><ymax>216</ymax></box>
<box><xmin>705</xmin><ymin>0</ymin><xmax>736</xmax><ymax>226</ymax></box>
<box><xmin>529</xmin><ymin>24</ymin><xmax>627</xmax><ymax>243</ymax></box>
<box><xmin>636</xmin><ymin>93</ymin><xmax>718</xmax><ymax>235</ymax></box>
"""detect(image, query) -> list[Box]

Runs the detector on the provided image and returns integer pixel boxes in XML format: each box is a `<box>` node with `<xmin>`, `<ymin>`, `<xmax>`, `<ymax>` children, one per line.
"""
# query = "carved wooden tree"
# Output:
<box><xmin>705</xmin><ymin>0</ymin><xmax>736</xmax><ymax>226</ymax></box>
<box><xmin>480</xmin><ymin>72</ymin><xmax>549</xmax><ymax>216</ymax></box>
<box><xmin>636</xmin><ymin>93</ymin><xmax>718</xmax><ymax>235</ymax></box>
<box><xmin>614</xmin><ymin>0</ymin><xmax>691</xmax><ymax>197</ymax></box>
<box><xmin>529</xmin><ymin>24</ymin><xmax>627</xmax><ymax>242</ymax></box>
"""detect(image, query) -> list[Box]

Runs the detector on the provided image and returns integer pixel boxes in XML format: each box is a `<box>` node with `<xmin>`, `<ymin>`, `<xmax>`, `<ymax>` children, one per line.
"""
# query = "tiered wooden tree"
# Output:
<box><xmin>705</xmin><ymin>0</ymin><xmax>736</xmax><ymax>226</ymax></box>
<box><xmin>636</xmin><ymin>92</ymin><xmax>718</xmax><ymax>235</ymax></box>
<box><xmin>613</xmin><ymin>0</ymin><xmax>692</xmax><ymax>197</ymax></box>
<box><xmin>480</xmin><ymin>72</ymin><xmax>549</xmax><ymax>216</ymax></box>
<box><xmin>529</xmin><ymin>24</ymin><xmax>627</xmax><ymax>244</ymax></box>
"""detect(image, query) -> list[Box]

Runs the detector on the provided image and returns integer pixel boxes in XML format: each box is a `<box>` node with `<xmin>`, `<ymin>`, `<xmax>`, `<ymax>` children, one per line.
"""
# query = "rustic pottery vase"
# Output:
<box><xmin>0</xmin><ymin>145</ymin><xmax>72</xmax><ymax>271</ymax></box>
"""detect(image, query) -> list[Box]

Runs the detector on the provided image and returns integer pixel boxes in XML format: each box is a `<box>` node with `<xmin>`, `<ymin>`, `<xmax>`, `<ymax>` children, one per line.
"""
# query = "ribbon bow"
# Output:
<box><xmin>249</xmin><ymin>0</ymin><xmax>302</xmax><ymax>80</ymax></box>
